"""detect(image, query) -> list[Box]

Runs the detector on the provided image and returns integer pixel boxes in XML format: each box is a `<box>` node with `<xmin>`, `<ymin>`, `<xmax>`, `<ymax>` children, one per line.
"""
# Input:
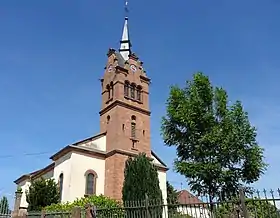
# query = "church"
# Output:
<box><xmin>13</xmin><ymin>9</ymin><xmax>168</xmax><ymax>210</ymax></box>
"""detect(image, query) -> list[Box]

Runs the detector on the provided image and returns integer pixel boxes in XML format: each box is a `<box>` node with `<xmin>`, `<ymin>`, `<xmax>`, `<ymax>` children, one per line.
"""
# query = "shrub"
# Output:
<box><xmin>214</xmin><ymin>199</ymin><xmax>280</xmax><ymax>218</ymax></box>
<box><xmin>44</xmin><ymin>195</ymin><xmax>121</xmax><ymax>212</ymax></box>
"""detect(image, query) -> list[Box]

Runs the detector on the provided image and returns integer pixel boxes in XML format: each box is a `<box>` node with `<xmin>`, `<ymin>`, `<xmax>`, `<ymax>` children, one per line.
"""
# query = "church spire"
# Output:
<box><xmin>119</xmin><ymin>0</ymin><xmax>131</xmax><ymax>61</ymax></box>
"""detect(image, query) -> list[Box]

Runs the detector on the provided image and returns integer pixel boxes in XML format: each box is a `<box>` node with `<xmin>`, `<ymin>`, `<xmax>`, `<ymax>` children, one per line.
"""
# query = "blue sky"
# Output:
<box><xmin>1</xmin><ymin>0</ymin><xmax>280</xmax><ymax>206</ymax></box>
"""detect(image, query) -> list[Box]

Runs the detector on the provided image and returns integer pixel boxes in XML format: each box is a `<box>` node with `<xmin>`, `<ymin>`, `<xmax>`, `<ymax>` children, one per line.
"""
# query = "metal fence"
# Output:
<box><xmin>27</xmin><ymin>211</ymin><xmax>71</xmax><ymax>218</ymax></box>
<box><xmin>87</xmin><ymin>188</ymin><xmax>280</xmax><ymax>218</ymax></box>
<box><xmin>17</xmin><ymin>188</ymin><xmax>280</xmax><ymax>218</ymax></box>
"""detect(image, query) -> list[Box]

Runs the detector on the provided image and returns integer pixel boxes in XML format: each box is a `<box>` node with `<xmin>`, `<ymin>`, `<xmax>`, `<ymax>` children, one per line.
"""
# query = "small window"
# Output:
<box><xmin>131</xmin><ymin>115</ymin><xmax>136</xmax><ymax>121</ymax></box>
<box><xmin>131</xmin><ymin>122</ymin><xmax>136</xmax><ymax>138</ymax></box>
<box><xmin>110</xmin><ymin>82</ymin><xmax>114</xmax><ymax>98</ymax></box>
<box><xmin>136</xmin><ymin>86</ymin><xmax>142</xmax><ymax>101</ymax></box>
<box><xmin>124</xmin><ymin>81</ymin><xmax>129</xmax><ymax>97</ymax></box>
<box><xmin>86</xmin><ymin>173</ymin><xmax>95</xmax><ymax>195</ymax></box>
<box><xmin>107</xmin><ymin>115</ymin><xmax>110</xmax><ymax>124</ymax></box>
<box><xmin>130</xmin><ymin>85</ymin><xmax>135</xmax><ymax>99</ymax></box>
<box><xmin>59</xmin><ymin>173</ymin><xmax>64</xmax><ymax>201</ymax></box>
<box><xmin>136</xmin><ymin>90</ymin><xmax>141</xmax><ymax>101</ymax></box>
<box><xmin>106</xmin><ymin>85</ymin><xmax>110</xmax><ymax>99</ymax></box>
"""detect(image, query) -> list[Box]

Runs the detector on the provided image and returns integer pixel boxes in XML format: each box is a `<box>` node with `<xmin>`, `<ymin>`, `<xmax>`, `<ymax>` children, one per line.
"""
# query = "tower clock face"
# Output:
<box><xmin>108</xmin><ymin>65</ymin><xmax>113</xmax><ymax>72</ymax></box>
<box><xmin>130</xmin><ymin>64</ymin><xmax>137</xmax><ymax>72</ymax></box>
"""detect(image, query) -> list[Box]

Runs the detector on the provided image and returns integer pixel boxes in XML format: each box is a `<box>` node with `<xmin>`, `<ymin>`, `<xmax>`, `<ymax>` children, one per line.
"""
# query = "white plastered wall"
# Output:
<box><xmin>78</xmin><ymin>135</ymin><xmax>106</xmax><ymax>152</ymax></box>
<box><xmin>53</xmin><ymin>152</ymin><xmax>72</xmax><ymax>202</ymax></box>
<box><xmin>68</xmin><ymin>152</ymin><xmax>105</xmax><ymax>201</ymax></box>
<box><xmin>158</xmin><ymin>170</ymin><xmax>168</xmax><ymax>218</ymax></box>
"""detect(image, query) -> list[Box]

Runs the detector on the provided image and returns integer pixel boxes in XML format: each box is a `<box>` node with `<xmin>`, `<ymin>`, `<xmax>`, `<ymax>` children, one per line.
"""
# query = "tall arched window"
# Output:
<box><xmin>59</xmin><ymin>173</ymin><xmax>64</xmax><ymax>201</ymax></box>
<box><xmin>130</xmin><ymin>84</ymin><xmax>136</xmax><ymax>99</ymax></box>
<box><xmin>136</xmin><ymin>86</ymin><xmax>142</xmax><ymax>101</ymax></box>
<box><xmin>124</xmin><ymin>81</ymin><xmax>129</xmax><ymax>97</ymax></box>
<box><xmin>85</xmin><ymin>170</ymin><xmax>97</xmax><ymax>196</ymax></box>
<box><xmin>86</xmin><ymin>173</ymin><xmax>94</xmax><ymax>195</ymax></box>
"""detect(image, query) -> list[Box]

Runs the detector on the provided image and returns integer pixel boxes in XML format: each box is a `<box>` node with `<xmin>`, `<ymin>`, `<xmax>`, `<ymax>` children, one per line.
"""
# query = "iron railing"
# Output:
<box><xmin>16</xmin><ymin>188</ymin><xmax>280</xmax><ymax>218</ymax></box>
<box><xmin>27</xmin><ymin>211</ymin><xmax>71</xmax><ymax>218</ymax></box>
<box><xmin>88</xmin><ymin>188</ymin><xmax>280</xmax><ymax>218</ymax></box>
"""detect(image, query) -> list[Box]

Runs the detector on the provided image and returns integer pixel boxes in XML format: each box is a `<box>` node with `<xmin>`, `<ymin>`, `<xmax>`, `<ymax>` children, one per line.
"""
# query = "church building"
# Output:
<box><xmin>14</xmin><ymin>9</ymin><xmax>168</xmax><ymax>209</ymax></box>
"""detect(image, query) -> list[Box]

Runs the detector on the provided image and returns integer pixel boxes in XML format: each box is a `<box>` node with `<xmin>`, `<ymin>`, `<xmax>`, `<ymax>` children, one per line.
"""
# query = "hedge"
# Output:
<box><xmin>44</xmin><ymin>195</ymin><xmax>121</xmax><ymax>213</ymax></box>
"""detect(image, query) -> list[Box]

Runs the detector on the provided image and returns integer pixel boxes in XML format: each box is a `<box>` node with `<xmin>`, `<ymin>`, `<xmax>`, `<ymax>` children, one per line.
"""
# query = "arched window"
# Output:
<box><xmin>130</xmin><ymin>84</ymin><xmax>136</xmax><ymax>99</ymax></box>
<box><xmin>85</xmin><ymin>170</ymin><xmax>97</xmax><ymax>196</ymax></box>
<box><xmin>124</xmin><ymin>81</ymin><xmax>129</xmax><ymax>97</ymax></box>
<box><xmin>136</xmin><ymin>86</ymin><xmax>142</xmax><ymax>101</ymax></box>
<box><xmin>106</xmin><ymin>84</ymin><xmax>111</xmax><ymax>99</ymax></box>
<box><xmin>86</xmin><ymin>173</ymin><xmax>95</xmax><ymax>195</ymax></box>
<box><xmin>59</xmin><ymin>173</ymin><xmax>63</xmax><ymax>201</ymax></box>
<box><xmin>131</xmin><ymin>115</ymin><xmax>136</xmax><ymax>121</ymax></box>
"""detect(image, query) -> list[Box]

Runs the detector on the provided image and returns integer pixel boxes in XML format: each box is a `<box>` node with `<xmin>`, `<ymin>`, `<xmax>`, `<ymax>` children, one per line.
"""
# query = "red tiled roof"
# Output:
<box><xmin>177</xmin><ymin>190</ymin><xmax>204</xmax><ymax>204</ymax></box>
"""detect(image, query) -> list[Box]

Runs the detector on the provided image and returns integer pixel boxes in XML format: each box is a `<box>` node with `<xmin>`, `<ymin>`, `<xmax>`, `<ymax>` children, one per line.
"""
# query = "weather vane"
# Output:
<box><xmin>124</xmin><ymin>0</ymin><xmax>129</xmax><ymax>16</ymax></box>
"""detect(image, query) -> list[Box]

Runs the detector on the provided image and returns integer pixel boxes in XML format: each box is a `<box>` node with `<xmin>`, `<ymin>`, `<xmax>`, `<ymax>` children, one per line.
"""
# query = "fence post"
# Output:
<box><xmin>239</xmin><ymin>188</ymin><xmax>249</xmax><ymax>218</ymax></box>
<box><xmin>145</xmin><ymin>193</ymin><xmax>150</xmax><ymax>218</ymax></box>
<box><xmin>71</xmin><ymin>207</ymin><xmax>81</xmax><ymax>218</ymax></box>
<box><xmin>40</xmin><ymin>210</ymin><xmax>46</xmax><ymax>218</ymax></box>
<box><xmin>12</xmin><ymin>190</ymin><xmax>23</xmax><ymax>217</ymax></box>
<box><xmin>85</xmin><ymin>204</ymin><xmax>91</xmax><ymax>218</ymax></box>
<box><xmin>85</xmin><ymin>204</ymin><xmax>97</xmax><ymax>218</ymax></box>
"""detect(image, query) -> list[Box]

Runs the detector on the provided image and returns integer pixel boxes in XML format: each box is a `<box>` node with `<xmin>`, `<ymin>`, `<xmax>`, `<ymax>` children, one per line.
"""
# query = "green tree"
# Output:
<box><xmin>0</xmin><ymin>196</ymin><xmax>9</xmax><ymax>214</ymax></box>
<box><xmin>166</xmin><ymin>181</ymin><xmax>178</xmax><ymax>205</ymax></box>
<box><xmin>122</xmin><ymin>153</ymin><xmax>162</xmax><ymax>201</ymax></box>
<box><xmin>166</xmin><ymin>181</ymin><xmax>179</xmax><ymax>215</ymax></box>
<box><xmin>26</xmin><ymin>178</ymin><xmax>60</xmax><ymax>211</ymax></box>
<box><xmin>161</xmin><ymin>72</ymin><xmax>266</xmax><ymax>203</ymax></box>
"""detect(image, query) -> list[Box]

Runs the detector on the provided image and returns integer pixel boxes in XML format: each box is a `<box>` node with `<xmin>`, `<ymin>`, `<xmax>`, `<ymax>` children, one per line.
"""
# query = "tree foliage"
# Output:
<box><xmin>166</xmin><ymin>181</ymin><xmax>178</xmax><ymax>204</ymax></box>
<box><xmin>215</xmin><ymin>199</ymin><xmax>280</xmax><ymax>218</ymax></box>
<box><xmin>122</xmin><ymin>153</ymin><xmax>162</xmax><ymax>201</ymax></box>
<box><xmin>161</xmin><ymin>72</ymin><xmax>267</xmax><ymax>200</ymax></box>
<box><xmin>0</xmin><ymin>196</ymin><xmax>9</xmax><ymax>214</ymax></box>
<box><xmin>246</xmin><ymin>199</ymin><xmax>280</xmax><ymax>218</ymax></box>
<box><xmin>166</xmin><ymin>181</ymin><xmax>179</xmax><ymax>216</ymax></box>
<box><xmin>26</xmin><ymin>178</ymin><xmax>60</xmax><ymax>211</ymax></box>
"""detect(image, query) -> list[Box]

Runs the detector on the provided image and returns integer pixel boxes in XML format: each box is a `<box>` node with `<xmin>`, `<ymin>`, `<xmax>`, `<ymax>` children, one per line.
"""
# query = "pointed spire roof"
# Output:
<box><xmin>119</xmin><ymin>1</ymin><xmax>131</xmax><ymax>61</ymax></box>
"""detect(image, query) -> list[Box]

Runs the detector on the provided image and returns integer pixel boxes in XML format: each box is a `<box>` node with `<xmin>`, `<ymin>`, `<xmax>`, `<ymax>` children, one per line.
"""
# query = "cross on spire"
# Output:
<box><xmin>125</xmin><ymin>0</ymin><xmax>129</xmax><ymax>16</ymax></box>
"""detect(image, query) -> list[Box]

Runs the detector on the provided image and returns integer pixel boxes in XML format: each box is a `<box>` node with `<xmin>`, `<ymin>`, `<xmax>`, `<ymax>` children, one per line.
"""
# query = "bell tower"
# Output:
<box><xmin>101</xmin><ymin>1</ymin><xmax>152</xmax><ymax>199</ymax></box>
<box><xmin>99</xmin><ymin>20</ymin><xmax>151</xmax><ymax>155</ymax></box>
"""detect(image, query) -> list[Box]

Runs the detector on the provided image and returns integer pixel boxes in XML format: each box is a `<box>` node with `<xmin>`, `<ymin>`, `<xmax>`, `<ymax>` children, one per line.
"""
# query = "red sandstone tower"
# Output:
<box><xmin>100</xmin><ymin>10</ymin><xmax>152</xmax><ymax>199</ymax></box>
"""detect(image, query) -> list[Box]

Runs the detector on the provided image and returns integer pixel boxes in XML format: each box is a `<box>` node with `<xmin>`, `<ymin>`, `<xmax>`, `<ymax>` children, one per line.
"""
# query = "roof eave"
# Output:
<box><xmin>151</xmin><ymin>150</ymin><xmax>167</xmax><ymax>167</ymax></box>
